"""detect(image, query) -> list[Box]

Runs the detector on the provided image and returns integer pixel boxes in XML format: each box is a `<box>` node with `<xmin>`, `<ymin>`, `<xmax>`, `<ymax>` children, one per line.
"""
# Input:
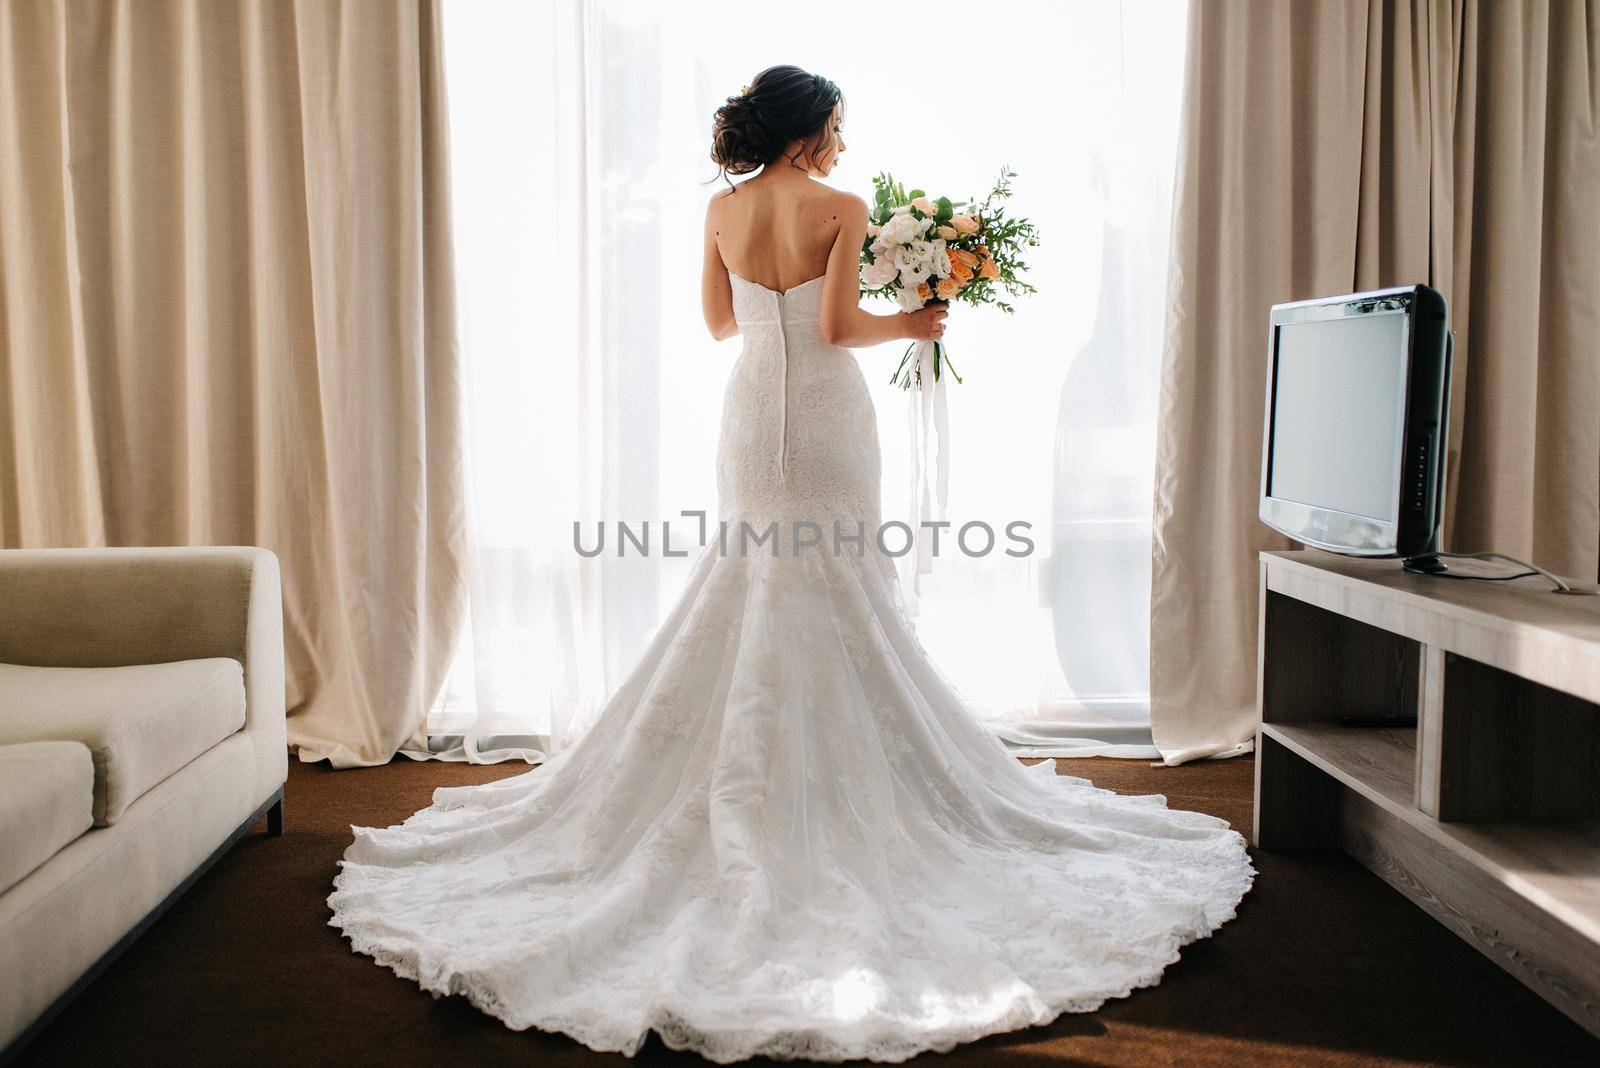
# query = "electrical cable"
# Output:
<box><xmin>1402</xmin><ymin>550</ymin><xmax>1577</xmax><ymax>593</ymax></box>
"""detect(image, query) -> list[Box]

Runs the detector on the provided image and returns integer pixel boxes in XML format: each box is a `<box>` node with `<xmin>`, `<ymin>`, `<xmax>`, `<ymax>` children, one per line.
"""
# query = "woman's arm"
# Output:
<box><xmin>818</xmin><ymin>194</ymin><xmax>946</xmax><ymax>348</ymax></box>
<box><xmin>702</xmin><ymin>191</ymin><xmax>739</xmax><ymax>341</ymax></box>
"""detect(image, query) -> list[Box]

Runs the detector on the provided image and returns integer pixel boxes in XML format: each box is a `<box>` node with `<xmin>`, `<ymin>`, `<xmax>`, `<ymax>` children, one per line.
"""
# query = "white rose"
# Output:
<box><xmin>895</xmin><ymin>285</ymin><xmax>926</xmax><ymax>311</ymax></box>
<box><xmin>878</xmin><ymin>213</ymin><xmax>921</xmax><ymax>246</ymax></box>
<box><xmin>861</xmin><ymin>258</ymin><xmax>897</xmax><ymax>286</ymax></box>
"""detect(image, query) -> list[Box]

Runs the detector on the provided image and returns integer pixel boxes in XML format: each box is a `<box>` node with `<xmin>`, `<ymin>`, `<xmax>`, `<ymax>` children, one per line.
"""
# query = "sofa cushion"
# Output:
<box><xmin>0</xmin><ymin>741</ymin><xmax>95</xmax><ymax>894</ymax></box>
<box><xmin>0</xmin><ymin>659</ymin><xmax>245</xmax><ymax>825</ymax></box>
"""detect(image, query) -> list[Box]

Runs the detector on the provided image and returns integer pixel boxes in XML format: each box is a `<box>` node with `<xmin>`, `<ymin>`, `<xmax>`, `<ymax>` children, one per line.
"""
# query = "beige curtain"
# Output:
<box><xmin>0</xmin><ymin>0</ymin><xmax>466</xmax><ymax>767</ymax></box>
<box><xmin>1151</xmin><ymin>0</ymin><xmax>1599</xmax><ymax>764</ymax></box>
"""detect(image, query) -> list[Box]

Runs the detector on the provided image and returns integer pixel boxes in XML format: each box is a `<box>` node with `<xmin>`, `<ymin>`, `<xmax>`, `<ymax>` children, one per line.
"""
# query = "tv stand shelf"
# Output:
<box><xmin>1254</xmin><ymin>550</ymin><xmax>1600</xmax><ymax>1039</ymax></box>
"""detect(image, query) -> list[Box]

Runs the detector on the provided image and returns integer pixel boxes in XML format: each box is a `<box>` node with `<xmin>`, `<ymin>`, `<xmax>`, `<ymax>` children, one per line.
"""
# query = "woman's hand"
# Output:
<box><xmin>903</xmin><ymin>301</ymin><xmax>949</xmax><ymax>341</ymax></box>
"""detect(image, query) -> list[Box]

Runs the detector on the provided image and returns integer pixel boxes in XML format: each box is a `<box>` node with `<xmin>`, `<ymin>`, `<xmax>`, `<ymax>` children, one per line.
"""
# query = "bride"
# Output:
<box><xmin>329</xmin><ymin>64</ymin><xmax>1254</xmax><ymax>1063</ymax></box>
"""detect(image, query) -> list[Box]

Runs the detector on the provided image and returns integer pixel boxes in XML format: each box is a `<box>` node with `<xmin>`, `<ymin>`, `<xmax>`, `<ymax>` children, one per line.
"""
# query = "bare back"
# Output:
<box><xmin>702</xmin><ymin>173</ymin><xmax>899</xmax><ymax>348</ymax></box>
<box><xmin>709</xmin><ymin>177</ymin><xmax>851</xmax><ymax>292</ymax></box>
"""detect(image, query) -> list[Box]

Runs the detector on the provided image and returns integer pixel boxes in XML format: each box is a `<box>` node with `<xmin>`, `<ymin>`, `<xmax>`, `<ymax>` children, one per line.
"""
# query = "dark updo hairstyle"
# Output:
<box><xmin>709</xmin><ymin>65</ymin><xmax>843</xmax><ymax>188</ymax></box>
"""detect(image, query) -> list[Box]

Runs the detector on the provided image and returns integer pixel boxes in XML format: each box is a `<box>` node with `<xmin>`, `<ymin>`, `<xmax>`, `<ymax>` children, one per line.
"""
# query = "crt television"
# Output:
<box><xmin>1259</xmin><ymin>284</ymin><xmax>1452</xmax><ymax>560</ymax></box>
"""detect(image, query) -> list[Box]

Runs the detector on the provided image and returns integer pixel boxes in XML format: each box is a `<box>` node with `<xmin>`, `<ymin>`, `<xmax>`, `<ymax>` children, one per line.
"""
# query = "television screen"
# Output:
<box><xmin>1268</xmin><ymin>313</ymin><xmax>1408</xmax><ymax>523</ymax></box>
<box><xmin>1258</xmin><ymin>285</ymin><xmax>1451</xmax><ymax>558</ymax></box>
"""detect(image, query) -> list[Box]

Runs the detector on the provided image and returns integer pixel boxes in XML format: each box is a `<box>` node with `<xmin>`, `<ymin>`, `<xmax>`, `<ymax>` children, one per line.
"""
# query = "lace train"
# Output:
<box><xmin>329</xmin><ymin>534</ymin><xmax>1254</xmax><ymax>1062</ymax></box>
<box><xmin>328</xmin><ymin>271</ymin><xmax>1254</xmax><ymax>1061</ymax></box>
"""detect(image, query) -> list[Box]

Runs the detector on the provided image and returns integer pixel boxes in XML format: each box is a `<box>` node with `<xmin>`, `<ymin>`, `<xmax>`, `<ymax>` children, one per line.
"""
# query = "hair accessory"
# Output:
<box><xmin>740</xmin><ymin>83</ymin><xmax>751</xmax><ymax>96</ymax></box>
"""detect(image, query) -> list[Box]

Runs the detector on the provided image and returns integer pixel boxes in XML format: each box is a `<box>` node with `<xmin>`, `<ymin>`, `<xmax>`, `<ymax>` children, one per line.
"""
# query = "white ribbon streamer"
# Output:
<box><xmin>906</xmin><ymin>338</ymin><xmax>951</xmax><ymax>595</ymax></box>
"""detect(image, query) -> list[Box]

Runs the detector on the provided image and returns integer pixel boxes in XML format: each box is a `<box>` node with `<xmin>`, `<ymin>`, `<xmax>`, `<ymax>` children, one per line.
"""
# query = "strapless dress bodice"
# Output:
<box><xmin>728</xmin><ymin>270</ymin><xmax>824</xmax><ymax>329</ymax></box>
<box><xmin>718</xmin><ymin>270</ymin><xmax>879</xmax><ymax>524</ymax></box>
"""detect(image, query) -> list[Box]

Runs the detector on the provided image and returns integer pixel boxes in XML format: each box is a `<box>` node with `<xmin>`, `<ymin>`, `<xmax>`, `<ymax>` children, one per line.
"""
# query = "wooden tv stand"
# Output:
<box><xmin>1253</xmin><ymin>550</ymin><xmax>1600</xmax><ymax>1039</ymax></box>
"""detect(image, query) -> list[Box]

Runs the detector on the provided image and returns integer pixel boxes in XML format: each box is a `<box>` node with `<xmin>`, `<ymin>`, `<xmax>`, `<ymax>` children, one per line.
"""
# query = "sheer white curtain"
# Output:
<box><xmin>421</xmin><ymin>0</ymin><xmax>1188</xmax><ymax>762</ymax></box>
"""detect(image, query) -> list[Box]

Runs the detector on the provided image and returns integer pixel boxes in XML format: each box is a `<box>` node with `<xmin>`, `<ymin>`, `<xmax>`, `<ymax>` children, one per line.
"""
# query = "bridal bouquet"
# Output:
<box><xmin>859</xmin><ymin>166</ymin><xmax>1039</xmax><ymax>391</ymax></box>
<box><xmin>858</xmin><ymin>166</ymin><xmax>1038</xmax><ymax>589</ymax></box>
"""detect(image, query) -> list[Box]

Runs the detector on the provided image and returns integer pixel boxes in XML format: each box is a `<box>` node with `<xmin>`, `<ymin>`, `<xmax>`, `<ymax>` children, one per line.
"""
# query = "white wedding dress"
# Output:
<box><xmin>328</xmin><ymin>271</ymin><xmax>1255</xmax><ymax>1063</ymax></box>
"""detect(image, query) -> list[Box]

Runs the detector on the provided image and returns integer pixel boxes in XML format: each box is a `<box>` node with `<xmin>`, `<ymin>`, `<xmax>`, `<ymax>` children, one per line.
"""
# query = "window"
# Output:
<box><xmin>428</xmin><ymin>0</ymin><xmax>1188</xmax><ymax>761</ymax></box>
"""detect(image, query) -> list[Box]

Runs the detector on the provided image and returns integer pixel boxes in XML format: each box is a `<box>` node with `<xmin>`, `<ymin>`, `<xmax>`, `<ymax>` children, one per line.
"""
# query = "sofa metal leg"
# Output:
<box><xmin>266</xmin><ymin>793</ymin><xmax>285</xmax><ymax>837</ymax></box>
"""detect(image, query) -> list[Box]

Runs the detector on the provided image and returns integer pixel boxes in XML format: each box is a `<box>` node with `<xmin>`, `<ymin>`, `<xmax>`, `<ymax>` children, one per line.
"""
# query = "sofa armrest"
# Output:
<box><xmin>0</xmin><ymin>547</ymin><xmax>287</xmax><ymax>757</ymax></box>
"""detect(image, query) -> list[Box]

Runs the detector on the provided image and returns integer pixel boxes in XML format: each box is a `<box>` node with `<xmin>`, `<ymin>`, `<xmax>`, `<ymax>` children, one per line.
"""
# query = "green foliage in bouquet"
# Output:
<box><xmin>861</xmin><ymin>165</ymin><xmax>1039</xmax><ymax>313</ymax></box>
<box><xmin>859</xmin><ymin>166</ymin><xmax>1040</xmax><ymax>389</ymax></box>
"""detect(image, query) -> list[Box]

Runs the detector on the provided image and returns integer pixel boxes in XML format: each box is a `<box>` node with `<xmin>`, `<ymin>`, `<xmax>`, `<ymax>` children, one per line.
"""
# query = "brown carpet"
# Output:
<box><xmin>18</xmin><ymin>756</ymin><xmax>1597</xmax><ymax>1066</ymax></box>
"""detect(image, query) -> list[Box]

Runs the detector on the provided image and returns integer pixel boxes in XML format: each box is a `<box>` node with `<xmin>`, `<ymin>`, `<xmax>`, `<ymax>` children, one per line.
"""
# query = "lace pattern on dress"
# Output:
<box><xmin>327</xmin><ymin>270</ymin><xmax>1255</xmax><ymax>1064</ymax></box>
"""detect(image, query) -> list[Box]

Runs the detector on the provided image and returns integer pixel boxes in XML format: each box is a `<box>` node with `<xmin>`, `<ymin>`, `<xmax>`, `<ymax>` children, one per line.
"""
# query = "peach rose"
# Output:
<box><xmin>935</xmin><ymin>224</ymin><xmax>959</xmax><ymax>240</ymax></box>
<box><xmin>911</xmin><ymin>195</ymin><xmax>936</xmax><ymax>215</ymax></box>
<box><xmin>950</xmin><ymin>214</ymin><xmax>980</xmax><ymax>235</ymax></box>
<box><xmin>935</xmin><ymin>276</ymin><xmax>963</xmax><ymax>300</ymax></box>
<box><xmin>916</xmin><ymin>281</ymin><xmax>932</xmax><ymax>303</ymax></box>
<box><xmin>978</xmin><ymin>251</ymin><xmax>1000</xmax><ymax>280</ymax></box>
<box><xmin>947</xmin><ymin>248</ymin><xmax>977</xmax><ymax>283</ymax></box>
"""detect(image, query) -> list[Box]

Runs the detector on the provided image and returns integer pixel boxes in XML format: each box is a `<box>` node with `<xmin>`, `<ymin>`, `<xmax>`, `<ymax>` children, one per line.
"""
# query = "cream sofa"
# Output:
<box><xmin>0</xmin><ymin>547</ymin><xmax>287</xmax><ymax>1054</ymax></box>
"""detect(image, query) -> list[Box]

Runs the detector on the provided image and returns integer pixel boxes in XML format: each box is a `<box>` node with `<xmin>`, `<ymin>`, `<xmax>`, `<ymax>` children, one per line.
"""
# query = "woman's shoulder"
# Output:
<box><xmin>812</xmin><ymin>184</ymin><xmax>868</xmax><ymax>229</ymax></box>
<box><xmin>707</xmin><ymin>182</ymin><xmax>741</xmax><ymax>207</ymax></box>
<box><xmin>706</xmin><ymin>177</ymin><xmax>864</xmax><ymax>220</ymax></box>
<box><xmin>807</xmin><ymin>180</ymin><xmax>865</xmax><ymax>208</ymax></box>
